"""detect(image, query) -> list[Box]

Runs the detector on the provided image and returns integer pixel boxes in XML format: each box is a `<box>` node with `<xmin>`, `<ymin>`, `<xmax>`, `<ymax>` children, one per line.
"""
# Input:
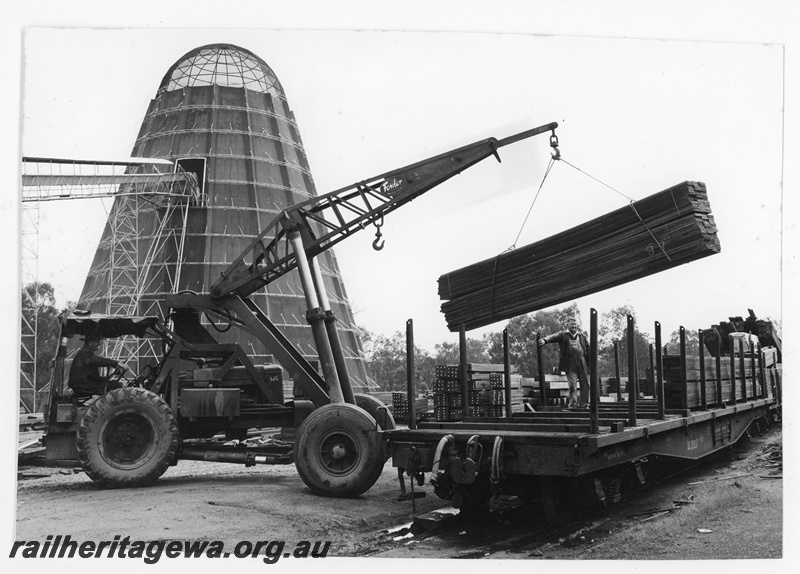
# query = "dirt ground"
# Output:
<box><xmin>14</xmin><ymin>450</ymin><xmax>445</xmax><ymax>557</ymax></box>
<box><xmin>14</xmin><ymin>425</ymin><xmax>784</xmax><ymax>564</ymax></box>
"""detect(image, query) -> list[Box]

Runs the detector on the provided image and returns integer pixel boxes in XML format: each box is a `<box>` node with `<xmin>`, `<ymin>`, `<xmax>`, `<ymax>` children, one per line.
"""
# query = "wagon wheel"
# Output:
<box><xmin>76</xmin><ymin>387</ymin><xmax>179</xmax><ymax>488</ymax></box>
<box><xmin>452</xmin><ymin>484</ymin><xmax>492</xmax><ymax>519</ymax></box>
<box><xmin>295</xmin><ymin>403</ymin><xmax>385</xmax><ymax>498</ymax></box>
<box><xmin>539</xmin><ymin>477</ymin><xmax>577</xmax><ymax>528</ymax></box>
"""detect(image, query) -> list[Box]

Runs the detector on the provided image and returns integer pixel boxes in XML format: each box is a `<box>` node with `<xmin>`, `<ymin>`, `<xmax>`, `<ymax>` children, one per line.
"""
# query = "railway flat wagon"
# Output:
<box><xmin>384</xmin><ymin>310</ymin><xmax>782</xmax><ymax>525</ymax></box>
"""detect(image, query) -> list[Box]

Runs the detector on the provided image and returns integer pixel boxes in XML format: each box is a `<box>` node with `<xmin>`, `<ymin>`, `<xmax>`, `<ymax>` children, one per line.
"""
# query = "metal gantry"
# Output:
<box><xmin>20</xmin><ymin>157</ymin><xmax>202</xmax><ymax>410</ymax></box>
<box><xmin>19</xmin><ymin>202</ymin><xmax>40</xmax><ymax>413</ymax></box>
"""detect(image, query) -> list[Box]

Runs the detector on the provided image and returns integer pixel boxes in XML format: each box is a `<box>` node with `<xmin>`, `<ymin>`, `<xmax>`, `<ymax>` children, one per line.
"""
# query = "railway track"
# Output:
<box><xmin>366</xmin><ymin>422</ymin><xmax>781</xmax><ymax>559</ymax></box>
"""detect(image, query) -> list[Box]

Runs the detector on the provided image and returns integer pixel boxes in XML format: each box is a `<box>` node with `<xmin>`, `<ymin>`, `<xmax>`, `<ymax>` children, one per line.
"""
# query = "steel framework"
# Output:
<box><xmin>19</xmin><ymin>202</ymin><xmax>40</xmax><ymax>413</ymax></box>
<box><xmin>20</xmin><ymin>158</ymin><xmax>201</xmax><ymax>410</ymax></box>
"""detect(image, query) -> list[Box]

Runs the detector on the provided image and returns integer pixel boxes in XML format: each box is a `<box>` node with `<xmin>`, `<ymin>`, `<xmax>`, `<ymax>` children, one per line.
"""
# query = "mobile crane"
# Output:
<box><xmin>43</xmin><ymin>122</ymin><xmax>561</xmax><ymax>497</ymax></box>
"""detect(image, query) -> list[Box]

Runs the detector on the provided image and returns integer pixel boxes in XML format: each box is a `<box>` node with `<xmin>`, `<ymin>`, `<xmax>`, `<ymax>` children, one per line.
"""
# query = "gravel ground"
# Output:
<box><xmin>15</xmin><ymin>457</ymin><xmax>443</xmax><ymax>557</ymax></box>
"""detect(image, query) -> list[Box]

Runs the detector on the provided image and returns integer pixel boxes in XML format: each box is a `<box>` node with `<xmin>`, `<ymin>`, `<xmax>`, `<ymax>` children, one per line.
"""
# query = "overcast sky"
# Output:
<box><xmin>19</xmin><ymin>26</ymin><xmax>784</xmax><ymax>350</ymax></box>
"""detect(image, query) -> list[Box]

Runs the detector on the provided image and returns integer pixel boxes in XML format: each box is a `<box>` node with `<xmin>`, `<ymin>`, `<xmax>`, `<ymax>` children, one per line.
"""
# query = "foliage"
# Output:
<box><xmin>361</xmin><ymin>303</ymin><xmax>669</xmax><ymax>391</ymax></box>
<box><xmin>664</xmin><ymin>328</ymin><xmax>700</xmax><ymax>355</ymax></box>
<box><xmin>493</xmin><ymin>303</ymin><xmax>582</xmax><ymax>377</ymax></box>
<box><xmin>597</xmin><ymin>305</ymin><xmax>653</xmax><ymax>379</ymax></box>
<box><xmin>361</xmin><ymin>304</ymin><xmax>586</xmax><ymax>387</ymax></box>
<box><xmin>359</xmin><ymin>329</ymin><xmax>436</xmax><ymax>392</ymax></box>
<box><xmin>432</xmin><ymin>339</ymin><xmax>491</xmax><ymax>366</ymax></box>
<box><xmin>361</xmin><ymin>328</ymin><xmax>494</xmax><ymax>391</ymax></box>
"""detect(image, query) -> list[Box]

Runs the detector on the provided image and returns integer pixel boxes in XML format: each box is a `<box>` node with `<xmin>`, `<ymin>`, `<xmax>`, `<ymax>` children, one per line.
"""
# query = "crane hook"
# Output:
<box><xmin>372</xmin><ymin>227</ymin><xmax>385</xmax><ymax>251</ymax></box>
<box><xmin>372</xmin><ymin>215</ymin><xmax>385</xmax><ymax>251</ymax></box>
<box><xmin>550</xmin><ymin>131</ymin><xmax>561</xmax><ymax>160</ymax></box>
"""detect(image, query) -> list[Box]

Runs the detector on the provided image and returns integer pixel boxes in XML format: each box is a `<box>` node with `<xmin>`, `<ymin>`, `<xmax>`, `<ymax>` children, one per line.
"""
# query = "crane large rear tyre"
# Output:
<box><xmin>295</xmin><ymin>403</ymin><xmax>385</xmax><ymax>498</ymax></box>
<box><xmin>76</xmin><ymin>387</ymin><xmax>178</xmax><ymax>488</ymax></box>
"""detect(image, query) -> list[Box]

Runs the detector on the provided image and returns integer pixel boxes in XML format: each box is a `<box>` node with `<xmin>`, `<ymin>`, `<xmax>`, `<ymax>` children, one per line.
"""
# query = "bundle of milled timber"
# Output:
<box><xmin>438</xmin><ymin>181</ymin><xmax>719</xmax><ymax>331</ymax></box>
<box><xmin>432</xmin><ymin>363</ymin><xmax>524</xmax><ymax>419</ymax></box>
<box><xmin>390</xmin><ymin>392</ymin><xmax>429</xmax><ymax>420</ymax></box>
<box><xmin>657</xmin><ymin>354</ymin><xmax>767</xmax><ymax>407</ymax></box>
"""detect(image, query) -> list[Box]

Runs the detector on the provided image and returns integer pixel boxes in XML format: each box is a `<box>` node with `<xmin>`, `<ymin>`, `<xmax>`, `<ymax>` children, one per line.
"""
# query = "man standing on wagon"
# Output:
<box><xmin>537</xmin><ymin>318</ymin><xmax>590</xmax><ymax>409</ymax></box>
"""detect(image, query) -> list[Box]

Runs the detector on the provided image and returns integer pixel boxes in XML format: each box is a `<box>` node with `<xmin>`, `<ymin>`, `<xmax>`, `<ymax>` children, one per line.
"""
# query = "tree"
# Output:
<box><xmin>362</xmin><ymin>301</ymin><xmax>666</xmax><ymax>391</ymax></box>
<box><xmin>360</xmin><ymin>328</ymin><xmax>435</xmax><ymax>392</ymax></box>
<box><xmin>503</xmin><ymin>314</ymin><xmax>543</xmax><ymax>377</ymax></box>
<box><xmin>361</xmin><ymin>326</ymin><xmax>503</xmax><ymax>391</ymax></box>
<box><xmin>597</xmin><ymin>305</ymin><xmax>652</xmax><ymax>380</ymax></box>
<box><xmin>664</xmin><ymin>329</ymin><xmax>700</xmax><ymax>356</ymax></box>
<box><xmin>20</xmin><ymin>282</ymin><xmax>62</xmax><ymax>412</ymax></box>
<box><xmin>481</xmin><ymin>303</ymin><xmax>582</xmax><ymax>378</ymax></box>
<box><xmin>432</xmin><ymin>339</ymin><xmax>491</xmax><ymax>366</ymax></box>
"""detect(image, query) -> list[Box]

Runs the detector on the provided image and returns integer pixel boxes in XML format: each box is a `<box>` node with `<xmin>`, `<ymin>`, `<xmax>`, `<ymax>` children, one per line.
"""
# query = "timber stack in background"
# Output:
<box><xmin>657</xmin><ymin>310</ymin><xmax>782</xmax><ymax>409</ymax></box>
<box><xmin>374</xmin><ymin>364</ymin><xmax>525</xmax><ymax>422</ymax></box>
<box><xmin>430</xmin><ymin>363</ymin><xmax>524</xmax><ymax>421</ymax></box>
<box><xmin>370</xmin><ymin>392</ymin><xmax>428</xmax><ymax>422</ymax></box>
<box><xmin>438</xmin><ymin>181</ymin><xmax>720</xmax><ymax>331</ymax></box>
<box><xmin>373</xmin><ymin>310</ymin><xmax>779</xmax><ymax>419</ymax></box>
<box><xmin>704</xmin><ymin>310</ymin><xmax>782</xmax><ymax>362</ymax></box>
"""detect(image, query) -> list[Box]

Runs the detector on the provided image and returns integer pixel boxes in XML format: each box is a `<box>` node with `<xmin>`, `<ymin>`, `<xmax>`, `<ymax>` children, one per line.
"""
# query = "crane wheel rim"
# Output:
<box><xmin>317</xmin><ymin>429</ymin><xmax>360</xmax><ymax>476</ymax></box>
<box><xmin>97</xmin><ymin>408</ymin><xmax>159</xmax><ymax>469</ymax></box>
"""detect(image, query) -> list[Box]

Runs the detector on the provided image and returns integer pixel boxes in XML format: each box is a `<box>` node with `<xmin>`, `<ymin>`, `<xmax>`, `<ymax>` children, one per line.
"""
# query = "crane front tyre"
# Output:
<box><xmin>295</xmin><ymin>403</ymin><xmax>385</xmax><ymax>498</ymax></box>
<box><xmin>76</xmin><ymin>387</ymin><xmax>178</xmax><ymax>488</ymax></box>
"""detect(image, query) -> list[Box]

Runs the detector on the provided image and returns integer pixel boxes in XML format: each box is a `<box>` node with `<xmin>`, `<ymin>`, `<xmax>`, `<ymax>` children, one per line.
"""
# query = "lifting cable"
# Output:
<box><xmin>490</xmin><ymin>137</ymin><xmax>672</xmax><ymax>315</ymax></box>
<box><xmin>489</xmin><ymin>152</ymin><xmax>556</xmax><ymax>321</ymax></box>
<box><xmin>507</xmin><ymin>154</ymin><xmax>558</xmax><ymax>252</ymax></box>
<box><xmin>557</xmin><ymin>157</ymin><xmax>673</xmax><ymax>263</ymax></box>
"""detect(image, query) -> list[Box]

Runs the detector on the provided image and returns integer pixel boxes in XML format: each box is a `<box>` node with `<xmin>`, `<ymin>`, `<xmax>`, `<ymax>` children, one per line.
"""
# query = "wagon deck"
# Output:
<box><xmin>386</xmin><ymin>397</ymin><xmax>776</xmax><ymax>477</ymax></box>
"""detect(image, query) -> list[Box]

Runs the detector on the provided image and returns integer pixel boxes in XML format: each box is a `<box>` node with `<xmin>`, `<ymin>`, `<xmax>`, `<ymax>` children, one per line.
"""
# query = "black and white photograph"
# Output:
<box><xmin>3</xmin><ymin>2</ymin><xmax>796</xmax><ymax>571</ymax></box>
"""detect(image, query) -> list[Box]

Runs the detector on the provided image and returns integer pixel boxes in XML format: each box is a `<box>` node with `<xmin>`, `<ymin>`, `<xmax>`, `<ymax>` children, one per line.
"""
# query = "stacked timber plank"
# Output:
<box><xmin>432</xmin><ymin>366</ymin><xmax>463</xmax><ymax>421</ymax></box>
<box><xmin>389</xmin><ymin>392</ymin><xmax>428</xmax><ymax>421</ymax></box>
<box><xmin>391</xmin><ymin>392</ymin><xmax>409</xmax><ymax>419</ymax></box>
<box><xmin>520</xmin><ymin>375</ymin><xmax>635</xmax><ymax>406</ymax></box>
<box><xmin>657</xmin><ymin>354</ymin><xmax>768</xmax><ymax>408</ymax></box>
<box><xmin>509</xmin><ymin>376</ymin><xmax>525</xmax><ymax>414</ymax></box>
<box><xmin>600</xmin><ymin>377</ymin><xmax>628</xmax><ymax>395</ymax></box>
<box><xmin>370</xmin><ymin>391</ymin><xmax>394</xmax><ymax>406</ymax></box>
<box><xmin>438</xmin><ymin>181</ymin><xmax>720</xmax><ymax>331</ymax></box>
<box><xmin>431</xmin><ymin>363</ymin><xmax>522</xmax><ymax>420</ymax></box>
<box><xmin>521</xmin><ymin>374</ymin><xmax>569</xmax><ymax>406</ymax></box>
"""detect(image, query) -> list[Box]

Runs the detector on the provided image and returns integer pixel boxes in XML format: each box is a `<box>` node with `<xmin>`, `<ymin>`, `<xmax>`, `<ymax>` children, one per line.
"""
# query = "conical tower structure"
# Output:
<box><xmin>79</xmin><ymin>44</ymin><xmax>374</xmax><ymax>390</ymax></box>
